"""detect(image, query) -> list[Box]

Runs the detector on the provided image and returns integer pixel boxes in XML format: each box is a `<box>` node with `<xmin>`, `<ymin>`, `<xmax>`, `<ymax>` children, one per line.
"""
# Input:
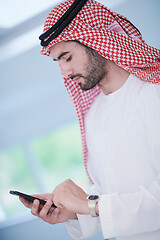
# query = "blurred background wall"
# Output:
<box><xmin>0</xmin><ymin>0</ymin><xmax>159</xmax><ymax>239</ymax></box>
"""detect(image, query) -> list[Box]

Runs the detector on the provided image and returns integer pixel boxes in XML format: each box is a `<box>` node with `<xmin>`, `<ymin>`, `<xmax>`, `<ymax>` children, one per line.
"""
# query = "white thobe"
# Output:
<box><xmin>65</xmin><ymin>74</ymin><xmax>160</xmax><ymax>240</ymax></box>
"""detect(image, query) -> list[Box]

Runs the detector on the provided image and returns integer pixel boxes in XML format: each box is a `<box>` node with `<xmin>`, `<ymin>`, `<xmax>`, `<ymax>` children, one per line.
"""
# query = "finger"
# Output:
<box><xmin>52</xmin><ymin>194</ymin><xmax>64</xmax><ymax>209</ymax></box>
<box><xmin>39</xmin><ymin>200</ymin><xmax>53</xmax><ymax>219</ymax></box>
<box><xmin>48</xmin><ymin>208</ymin><xmax>61</xmax><ymax>224</ymax></box>
<box><xmin>31</xmin><ymin>199</ymin><xmax>40</xmax><ymax>216</ymax></box>
<box><xmin>54</xmin><ymin>202</ymin><xmax>63</xmax><ymax>209</ymax></box>
<box><xmin>48</xmin><ymin>206</ymin><xmax>56</xmax><ymax>215</ymax></box>
<box><xmin>19</xmin><ymin>197</ymin><xmax>33</xmax><ymax>208</ymax></box>
<box><xmin>50</xmin><ymin>207</ymin><xmax>60</xmax><ymax>218</ymax></box>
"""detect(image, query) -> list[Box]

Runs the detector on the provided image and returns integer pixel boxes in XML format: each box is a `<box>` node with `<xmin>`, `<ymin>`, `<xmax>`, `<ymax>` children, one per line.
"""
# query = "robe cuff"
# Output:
<box><xmin>65</xmin><ymin>219</ymin><xmax>82</xmax><ymax>240</ymax></box>
<box><xmin>65</xmin><ymin>214</ymin><xmax>101</xmax><ymax>239</ymax></box>
<box><xmin>99</xmin><ymin>194</ymin><xmax>115</xmax><ymax>239</ymax></box>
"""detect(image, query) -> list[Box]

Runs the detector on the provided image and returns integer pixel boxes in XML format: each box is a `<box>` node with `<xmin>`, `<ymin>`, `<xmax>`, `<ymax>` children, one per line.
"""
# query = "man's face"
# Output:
<box><xmin>50</xmin><ymin>41</ymin><xmax>107</xmax><ymax>91</ymax></box>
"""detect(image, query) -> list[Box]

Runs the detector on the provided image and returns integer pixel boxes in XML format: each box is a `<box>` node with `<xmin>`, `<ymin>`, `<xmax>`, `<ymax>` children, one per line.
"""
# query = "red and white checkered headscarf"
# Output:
<box><xmin>41</xmin><ymin>0</ymin><xmax>160</xmax><ymax>183</ymax></box>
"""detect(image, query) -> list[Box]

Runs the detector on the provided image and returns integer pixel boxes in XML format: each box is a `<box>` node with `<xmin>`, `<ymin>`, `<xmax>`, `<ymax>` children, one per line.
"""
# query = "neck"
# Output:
<box><xmin>98</xmin><ymin>60</ymin><xmax>130</xmax><ymax>95</ymax></box>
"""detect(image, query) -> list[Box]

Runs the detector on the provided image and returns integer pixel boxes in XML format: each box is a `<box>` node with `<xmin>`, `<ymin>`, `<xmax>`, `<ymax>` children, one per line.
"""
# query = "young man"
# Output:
<box><xmin>20</xmin><ymin>0</ymin><xmax>160</xmax><ymax>239</ymax></box>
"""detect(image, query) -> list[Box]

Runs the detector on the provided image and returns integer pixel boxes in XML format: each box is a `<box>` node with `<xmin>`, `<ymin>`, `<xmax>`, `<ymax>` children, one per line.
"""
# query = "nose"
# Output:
<box><xmin>59</xmin><ymin>62</ymin><xmax>74</xmax><ymax>78</ymax></box>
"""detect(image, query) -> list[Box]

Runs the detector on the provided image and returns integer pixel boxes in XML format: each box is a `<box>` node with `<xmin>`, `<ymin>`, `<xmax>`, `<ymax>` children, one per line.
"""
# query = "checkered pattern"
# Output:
<box><xmin>41</xmin><ymin>0</ymin><xmax>160</xmax><ymax>183</ymax></box>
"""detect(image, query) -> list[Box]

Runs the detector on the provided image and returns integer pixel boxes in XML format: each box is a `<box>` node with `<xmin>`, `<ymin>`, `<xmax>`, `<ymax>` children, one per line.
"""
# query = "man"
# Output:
<box><xmin>20</xmin><ymin>0</ymin><xmax>160</xmax><ymax>239</ymax></box>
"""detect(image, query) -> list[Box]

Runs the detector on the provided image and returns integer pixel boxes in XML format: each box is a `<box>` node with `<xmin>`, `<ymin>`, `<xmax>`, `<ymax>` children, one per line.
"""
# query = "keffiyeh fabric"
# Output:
<box><xmin>41</xmin><ymin>0</ymin><xmax>160</xmax><ymax>183</ymax></box>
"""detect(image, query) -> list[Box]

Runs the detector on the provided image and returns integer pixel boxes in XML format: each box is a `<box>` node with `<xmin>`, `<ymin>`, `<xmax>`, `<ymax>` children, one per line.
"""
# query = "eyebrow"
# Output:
<box><xmin>53</xmin><ymin>51</ymin><xmax>70</xmax><ymax>61</ymax></box>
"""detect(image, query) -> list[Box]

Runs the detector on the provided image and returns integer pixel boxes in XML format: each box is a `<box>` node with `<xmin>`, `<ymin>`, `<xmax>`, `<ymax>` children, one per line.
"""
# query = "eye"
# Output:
<box><xmin>66</xmin><ymin>56</ymin><xmax>72</xmax><ymax>62</ymax></box>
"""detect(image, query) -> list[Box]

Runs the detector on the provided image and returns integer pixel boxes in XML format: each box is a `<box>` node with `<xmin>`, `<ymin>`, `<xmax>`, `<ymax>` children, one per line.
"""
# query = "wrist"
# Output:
<box><xmin>83</xmin><ymin>198</ymin><xmax>90</xmax><ymax>214</ymax></box>
<box><xmin>76</xmin><ymin>198</ymin><xmax>90</xmax><ymax>215</ymax></box>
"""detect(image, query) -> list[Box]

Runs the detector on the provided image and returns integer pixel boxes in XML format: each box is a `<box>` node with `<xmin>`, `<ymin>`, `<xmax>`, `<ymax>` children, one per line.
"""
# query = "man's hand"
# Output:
<box><xmin>19</xmin><ymin>193</ymin><xmax>77</xmax><ymax>224</ymax></box>
<box><xmin>52</xmin><ymin>179</ymin><xmax>89</xmax><ymax>215</ymax></box>
<box><xmin>19</xmin><ymin>179</ymin><xmax>90</xmax><ymax>224</ymax></box>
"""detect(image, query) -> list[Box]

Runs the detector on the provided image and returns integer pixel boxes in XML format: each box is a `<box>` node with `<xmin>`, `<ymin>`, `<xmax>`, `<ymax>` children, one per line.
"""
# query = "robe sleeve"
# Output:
<box><xmin>99</xmin><ymin>176</ymin><xmax>160</xmax><ymax>238</ymax></box>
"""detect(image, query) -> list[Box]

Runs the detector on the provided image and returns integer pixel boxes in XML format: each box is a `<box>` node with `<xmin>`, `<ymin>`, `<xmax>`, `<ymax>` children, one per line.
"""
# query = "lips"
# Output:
<box><xmin>72</xmin><ymin>76</ymin><xmax>81</xmax><ymax>83</ymax></box>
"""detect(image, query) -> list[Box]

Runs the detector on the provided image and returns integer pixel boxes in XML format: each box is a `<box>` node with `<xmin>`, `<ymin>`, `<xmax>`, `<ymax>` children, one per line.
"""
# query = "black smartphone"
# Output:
<box><xmin>9</xmin><ymin>190</ymin><xmax>57</xmax><ymax>208</ymax></box>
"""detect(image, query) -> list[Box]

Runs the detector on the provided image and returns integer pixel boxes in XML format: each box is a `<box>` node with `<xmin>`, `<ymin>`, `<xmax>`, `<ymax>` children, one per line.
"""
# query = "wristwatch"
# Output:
<box><xmin>87</xmin><ymin>195</ymin><xmax>99</xmax><ymax>217</ymax></box>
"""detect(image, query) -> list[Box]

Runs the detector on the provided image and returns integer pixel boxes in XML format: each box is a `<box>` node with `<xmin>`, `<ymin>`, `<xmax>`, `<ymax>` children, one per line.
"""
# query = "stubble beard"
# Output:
<box><xmin>78</xmin><ymin>47</ymin><xmax>108</xmax><ymax>91</ymax></box>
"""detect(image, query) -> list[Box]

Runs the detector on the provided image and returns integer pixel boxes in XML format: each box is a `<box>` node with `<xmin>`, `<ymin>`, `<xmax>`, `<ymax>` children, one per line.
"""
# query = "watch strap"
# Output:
<box><xmin>87</xmin><ymin>195</ymin><xmax>99</xmax><ymax>217</ymax></box>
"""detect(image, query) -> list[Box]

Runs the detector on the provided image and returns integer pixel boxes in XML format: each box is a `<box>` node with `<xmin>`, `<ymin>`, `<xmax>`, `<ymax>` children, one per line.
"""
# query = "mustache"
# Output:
<box><xmin>70</xmin><ymin>74</ymin><xmax>83</xmax><ymax>80</ymax></box>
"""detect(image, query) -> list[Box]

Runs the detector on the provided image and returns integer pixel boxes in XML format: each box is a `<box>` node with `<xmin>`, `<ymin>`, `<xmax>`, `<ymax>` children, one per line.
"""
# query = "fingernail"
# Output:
<box><xmin>34</xmin><ymin>199</ymin><xmax>39</xmax><ymax>205</ymax></box>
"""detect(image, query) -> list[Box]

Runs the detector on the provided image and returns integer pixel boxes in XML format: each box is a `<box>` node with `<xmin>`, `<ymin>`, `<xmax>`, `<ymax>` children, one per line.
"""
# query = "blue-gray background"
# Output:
<box><xmin>0</xmin><ymin>0</ymin><xmax>159</xmax><ymax>239</ymax></box>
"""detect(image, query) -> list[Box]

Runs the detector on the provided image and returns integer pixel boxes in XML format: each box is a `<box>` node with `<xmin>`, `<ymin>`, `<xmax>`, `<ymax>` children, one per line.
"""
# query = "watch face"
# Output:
<box><xmin>89</xmin><ymin>195</ymin><xmax>99</xmax><ymax>200</ymax></box>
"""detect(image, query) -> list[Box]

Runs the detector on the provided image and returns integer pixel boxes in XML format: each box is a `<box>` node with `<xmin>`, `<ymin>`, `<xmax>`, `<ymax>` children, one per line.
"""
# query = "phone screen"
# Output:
<box><xmin>9</xmin><ymin>190</ymin><xmax>57</xmax><ymax>208</ymax></box>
